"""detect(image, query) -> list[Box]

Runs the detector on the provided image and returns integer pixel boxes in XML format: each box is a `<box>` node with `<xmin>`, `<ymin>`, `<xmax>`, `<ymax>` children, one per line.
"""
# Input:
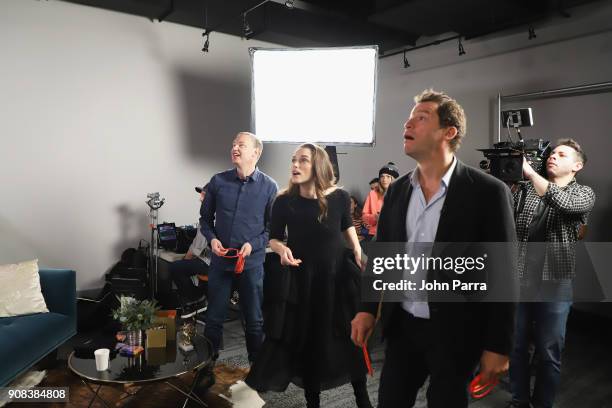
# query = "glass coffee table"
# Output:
<box><xmin>68</xmin><ymin>333</ymin><xmax>213</xmax><ymax>407</ymax></box>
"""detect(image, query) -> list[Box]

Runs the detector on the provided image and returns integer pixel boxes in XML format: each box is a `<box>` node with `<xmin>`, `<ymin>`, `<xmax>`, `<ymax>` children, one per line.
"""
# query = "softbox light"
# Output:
<box><xmin>250</xmin><ymin>46</ymin><xmax>378</xmax><ymax>146</ymax></box>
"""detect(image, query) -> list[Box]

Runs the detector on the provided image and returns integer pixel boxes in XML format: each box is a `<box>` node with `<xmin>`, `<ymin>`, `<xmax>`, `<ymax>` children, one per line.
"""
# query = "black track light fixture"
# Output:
<box><xmin>528</xmin><ymin>26</ymin><xmax>537</xmax><ymax>40</ymax></box>
<box><xmin>242</xmin><ymin>13</ymin><xmax>253</xmax><ymax>38</ymax></box>
<box><xmin>403</xmin><ymin>50</ymin><xmax>410</xmax><ymax>68</ymax></box>
<box><xmin>458</xmin><ymin>37</ymin><xmax>466</xmax><ymax>56</ymax></box>
<box><xmin>202</xmin><ymin>31</ymin><xmax>210</xmax><ymax>52</ymax></box>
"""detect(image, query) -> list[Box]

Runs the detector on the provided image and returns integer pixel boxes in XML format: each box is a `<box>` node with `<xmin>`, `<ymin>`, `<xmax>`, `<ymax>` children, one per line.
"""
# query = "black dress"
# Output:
<box><xmin>246</xmin><ymin>188</ymin><xmax>366</xmax><ymax>392</ymax></box>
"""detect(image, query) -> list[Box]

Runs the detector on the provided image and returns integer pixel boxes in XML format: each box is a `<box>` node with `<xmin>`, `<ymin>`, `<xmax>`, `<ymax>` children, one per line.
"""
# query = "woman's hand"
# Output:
<box><xmin>343</xmin><ymin>226</ymin><xmax>363</xmax><ymax>270</ymax></box>
<box><xmin>280</xmin><ymin>246</ymin><xmax>302</xmax><ymax>267</ymax></box>
<box><xmin>353</xmin><ymin>247</ymin><xmax>363</xmax><ymax>270</ymax></box>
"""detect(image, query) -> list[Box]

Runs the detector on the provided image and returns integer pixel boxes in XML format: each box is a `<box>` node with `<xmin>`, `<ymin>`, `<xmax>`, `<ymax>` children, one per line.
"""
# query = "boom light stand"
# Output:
<box><xmin>146</xmin><ymin>192</ymin><xmax>165</xmax><ymax>299</ymax></box>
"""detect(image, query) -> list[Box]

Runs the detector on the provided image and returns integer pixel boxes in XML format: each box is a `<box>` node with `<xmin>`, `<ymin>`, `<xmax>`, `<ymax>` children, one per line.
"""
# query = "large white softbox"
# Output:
<box><xmin>250</xmin><ymin>46</ymin><xmax>378</xmax><ymax>146</ymax></box>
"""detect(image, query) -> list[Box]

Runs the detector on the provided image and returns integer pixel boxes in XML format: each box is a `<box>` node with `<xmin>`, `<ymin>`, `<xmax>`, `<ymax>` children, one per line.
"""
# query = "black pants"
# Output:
<box><xmin>170</xmin><ymin>258</ymin><xmax>208</xmax><ymax>303</ymax></box>
<box><xmin>378</xmin><ymin>308</ymin><xmax>479</xmax><ymax>408</ymax></box>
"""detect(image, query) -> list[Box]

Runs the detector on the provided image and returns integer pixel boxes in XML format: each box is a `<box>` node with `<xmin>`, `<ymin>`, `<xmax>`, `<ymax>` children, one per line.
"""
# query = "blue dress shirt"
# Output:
<box><xmin>402</xmin><ymin>157</ymin><xmax>457</xmax><ymax>319</ymax></box>
<box><xmin>200</xmin><ymin>167</ymin><xmax>278</xmax><ymax>271</ymax></box>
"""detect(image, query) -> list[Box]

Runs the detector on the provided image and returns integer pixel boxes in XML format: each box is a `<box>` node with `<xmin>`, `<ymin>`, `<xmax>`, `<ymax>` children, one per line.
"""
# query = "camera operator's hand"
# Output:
<box><xmin>522</xmin><ymin>157</ymin><xmax>537</xmax><ymax>180</ymax></box>
<box><xmin>211</xmin><ymin>239</ymin><xmax>226</xmax><ymax>256</ymax></box>
<box><xmin>239</xmin><ymin>242</ymin><xmax>252</xmax><ymax>257</ymax></box>
<box><xmin>522</xmin><ymin>157</ymin><xmax>550</xmax><ymax>197</ymax></box>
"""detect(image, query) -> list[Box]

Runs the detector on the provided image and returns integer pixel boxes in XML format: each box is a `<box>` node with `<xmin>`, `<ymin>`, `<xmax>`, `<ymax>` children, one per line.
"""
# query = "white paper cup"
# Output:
<box><xmin>94</xmin><ymin>348</ymin><xmax>110</xmax><ymax>371</ymax></box>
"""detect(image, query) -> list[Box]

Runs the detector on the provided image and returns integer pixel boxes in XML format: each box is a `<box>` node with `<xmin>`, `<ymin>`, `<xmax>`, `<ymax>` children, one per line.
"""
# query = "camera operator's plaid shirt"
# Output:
<box><xmin>514</xmin><ymin>179</ymin><xmax>595</xmax><ymax>280</ymax></box>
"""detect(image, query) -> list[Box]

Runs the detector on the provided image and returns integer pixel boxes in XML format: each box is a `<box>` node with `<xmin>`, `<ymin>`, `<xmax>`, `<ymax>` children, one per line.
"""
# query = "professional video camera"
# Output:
<box><xmin>478</xmin><ymin>108</ymin><xmax>551</xmax><ymax>182</ymax></box>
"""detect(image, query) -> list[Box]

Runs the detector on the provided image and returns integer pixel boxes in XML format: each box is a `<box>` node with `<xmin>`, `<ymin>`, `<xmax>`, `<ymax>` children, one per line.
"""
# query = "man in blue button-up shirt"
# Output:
<box><xmin>200</xmin><ymin>132</ymin><xmax>278</xmax><ymax>362</ymax></box>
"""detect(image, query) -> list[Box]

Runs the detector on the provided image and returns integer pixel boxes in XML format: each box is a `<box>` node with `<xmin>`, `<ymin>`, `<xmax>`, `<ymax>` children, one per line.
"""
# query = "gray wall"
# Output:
<box><xmin>336</xmin><ymin>3</ymin><xmax>612</xmax><ymax>244</ymax></box>
<box><xmin>1</xmin><ymin>0</ymin><xmax>611</xmax><ymax>291</ymax></box>
<box><xmin>0</xmin><ymin>0</ymin><xmax>289</xmax><ymax>289</ymax></box>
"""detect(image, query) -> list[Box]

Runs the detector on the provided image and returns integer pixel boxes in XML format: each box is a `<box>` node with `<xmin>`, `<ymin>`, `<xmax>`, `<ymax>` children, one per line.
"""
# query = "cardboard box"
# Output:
<box><xmin>154</xmin><ymin>310</ymin><xmax>177</xmax><ymax>342</ymax></box>
<box><xmin>146</xmin><ymin>326</ymin><xmax>167</xmax><ymax>348</ymax></box>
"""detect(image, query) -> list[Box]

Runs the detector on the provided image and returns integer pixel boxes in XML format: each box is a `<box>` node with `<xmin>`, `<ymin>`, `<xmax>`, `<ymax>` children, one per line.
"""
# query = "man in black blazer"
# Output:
<box><xmin>351</xmin><ymin>89</ymin><xmax>517</xmax><ymax>407</ymax></box>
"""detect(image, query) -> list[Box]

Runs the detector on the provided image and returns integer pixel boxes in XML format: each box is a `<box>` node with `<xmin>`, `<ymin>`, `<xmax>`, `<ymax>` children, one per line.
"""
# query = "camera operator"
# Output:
<box><xmin>509</xmin><ymin>138</ymin><xmax>596</xmax><ymax>408</ymax></box>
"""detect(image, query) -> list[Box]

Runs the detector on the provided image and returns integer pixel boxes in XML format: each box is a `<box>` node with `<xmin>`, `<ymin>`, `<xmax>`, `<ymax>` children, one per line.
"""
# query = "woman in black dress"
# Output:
<box><xmin>246</xmin><ymin>143</ymin><xmax>372</xmax><ymax>408</ymax></box>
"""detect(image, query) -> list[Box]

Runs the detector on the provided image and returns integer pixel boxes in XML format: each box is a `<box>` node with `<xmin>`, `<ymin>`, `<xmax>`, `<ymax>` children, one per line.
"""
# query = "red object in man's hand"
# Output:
<box><xmin>362</xmin><ymin>344</ymin><xmax>373</xmax><ymax>377</ymax></box>
<box><xmin>219</xmin><ymin>248</ymin><xmax>245</xmax><ymax>274</ymax></box>
<box><xmin>235</xmin><ymin>253</ymin><xmax>245</xmax><ymax>273</ymax></box>
<box><xmin>469</xmin><ymin>374</ymin><xmax>499</xmax><ymax>399</ymax></box>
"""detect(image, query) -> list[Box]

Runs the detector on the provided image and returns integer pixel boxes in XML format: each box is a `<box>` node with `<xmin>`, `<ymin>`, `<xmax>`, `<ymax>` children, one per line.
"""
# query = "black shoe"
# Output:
<box><xmin>180</xmin><ymin>295</ymin><xmax>207</xmax><ymax>319</ymax></box>
<box><xmin>355</xmin><ymin>396</ymin><xmax>373</xmax><ymax>408</ymax></box>
<box><xmin>304</xmin><ymin>390</ymin><xmax>320</xmax><ymax>408</ymax></box>
<box><xmin>352</xmin><ymin>380</ymin><xmax>373</xmax><ymax>408</ymax></box>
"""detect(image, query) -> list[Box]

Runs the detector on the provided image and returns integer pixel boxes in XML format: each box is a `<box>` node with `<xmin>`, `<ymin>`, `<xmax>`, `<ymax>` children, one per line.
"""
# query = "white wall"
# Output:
<box><xmin>0</xmin><ymin>0</ymin><xmax>290</xmax><ymax>289</ymax></box>
<box><xmin>1</xmin><ymin>0</ymin><xmax>611</xmax><ymax>291</ymax></box>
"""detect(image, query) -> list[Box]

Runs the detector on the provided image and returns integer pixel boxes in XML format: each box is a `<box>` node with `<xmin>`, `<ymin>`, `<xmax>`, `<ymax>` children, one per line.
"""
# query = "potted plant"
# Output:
<box><xmin>111</xmin><ymin>295</ymin><xmax>159</xmax><ymax>346</ymax></box>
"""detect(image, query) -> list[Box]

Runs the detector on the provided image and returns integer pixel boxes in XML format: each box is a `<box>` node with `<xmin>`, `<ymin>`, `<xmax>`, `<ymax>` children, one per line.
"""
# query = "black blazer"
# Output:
<box><xmin>362</xmin><ymin>160</ymin><xmax>517</xmax><ymax>356</ymax></box>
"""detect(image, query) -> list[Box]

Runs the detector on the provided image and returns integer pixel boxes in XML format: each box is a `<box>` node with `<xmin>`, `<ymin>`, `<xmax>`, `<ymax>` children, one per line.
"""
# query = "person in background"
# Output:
<box><xmin>170</xmin><ymin>184</ymin><xmax>211</xmax><ymax>319</ymax></box>
<box><xmin>362</xmin><ymin>162</ymin><xmax>399</xmax><ymax>240</ymax></box>
<box><xmin>350</xmin><ymin>195</ymin><xmax>366</xmax><ymax>242</ymax></box>
<box><xmin>508</xmin><ymin>139</ymin><xmax>595</xmax><ymax>408</ymax></box>
<box><xmin>369</xmin><ymin>178</ymin><xmax>380</xmax><ymax>192</ymax></box>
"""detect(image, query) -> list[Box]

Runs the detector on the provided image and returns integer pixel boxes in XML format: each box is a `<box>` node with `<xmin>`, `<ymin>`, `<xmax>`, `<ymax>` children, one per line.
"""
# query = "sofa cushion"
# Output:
<box><xmin>0</xmin><ymin>312</ymin><xmax>73</xmax><ymax>386</ymax></box>
<box><xmin>0</xmin><ymin>259</ymin><xmax>48</xmax><ymax>317</ymax></box>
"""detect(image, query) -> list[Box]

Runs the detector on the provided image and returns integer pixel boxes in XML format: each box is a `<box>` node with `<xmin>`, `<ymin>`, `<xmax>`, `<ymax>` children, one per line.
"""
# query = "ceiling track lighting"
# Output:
<box><xmin>201</xmin><ymin>31</ymin><xmax>210</xmax><ymax>52</ymax></box>
<box><xmin>528</xmin><ymin>26</ymin><xmax>537</xmax><ymax>40</ymax></box>
<box><xmin>201</xmin><ymin>4</ymin><xmax>209</xmax><ymax>54</ymax></box>
<box><xmin>200</xmin><ymin>0</ymin><xmax>271</xmax><ymax>53</ymax></box>
<box><xmin>458</xmin><ymin>37</ymin><xmax>466</xmax><ymax>56</ymax></box>
<box><xmin>403</xmin><ymin>50</ymin><xmax>410</xmax><ymax>68</ymax></box>
<box><xmin>243</xmin><ymin>13</ymin><xmax>253</xmax><ymax>38</ymax></box>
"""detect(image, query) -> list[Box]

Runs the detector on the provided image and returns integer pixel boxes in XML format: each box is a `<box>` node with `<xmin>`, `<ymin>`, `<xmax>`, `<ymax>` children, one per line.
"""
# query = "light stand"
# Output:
<box><xmin>146</xmin><ymin>192</ymin><xmax>165</xmax><ymax>299</ymax></box>
<box><xmin>324</xmin><ymin>146</ymin><xmax>340</xmax><ymax>182</ymax></box>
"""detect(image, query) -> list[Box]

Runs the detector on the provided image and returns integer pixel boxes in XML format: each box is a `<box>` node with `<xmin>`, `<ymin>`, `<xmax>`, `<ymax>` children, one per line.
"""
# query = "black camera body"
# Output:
<box><xmin>478</xmin><ymin>139</ymin><xmax>550</xmax><ymax>182</ymax></box>
<box><xmin>479</xmin><ymin>107</ymin><xmax>550</xmax><ymax>182</ymax></box>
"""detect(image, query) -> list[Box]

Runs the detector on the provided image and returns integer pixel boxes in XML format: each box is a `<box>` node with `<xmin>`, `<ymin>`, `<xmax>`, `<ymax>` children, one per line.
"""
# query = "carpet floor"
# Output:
<box><xmin>9</xmin><ymin>308</ymin><xmax>611</xmax><ymax>407</ymax></box>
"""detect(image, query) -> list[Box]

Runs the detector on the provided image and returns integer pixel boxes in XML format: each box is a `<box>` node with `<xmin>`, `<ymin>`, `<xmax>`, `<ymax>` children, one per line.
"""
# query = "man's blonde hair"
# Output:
<box><xmin>236</xmin><ymin>132</ymin><xmax>263</xmax><ymax>156</ymax></box>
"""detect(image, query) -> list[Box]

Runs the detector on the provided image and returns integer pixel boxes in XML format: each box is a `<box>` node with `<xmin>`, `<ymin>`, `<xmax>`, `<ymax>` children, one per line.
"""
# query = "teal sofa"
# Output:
<box><xmin>0</xmin><ymin>268</ymin><xmax>77</xmax><ymax>386</ymax></box>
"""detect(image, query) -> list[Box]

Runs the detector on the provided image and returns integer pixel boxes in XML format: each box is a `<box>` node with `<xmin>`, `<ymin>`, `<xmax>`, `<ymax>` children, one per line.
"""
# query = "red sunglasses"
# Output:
<box><xmin>469</xmin><ymin>374</ymin><xmax>499</xmax><ymax>399</ymax></box>
<box><xmin>219</xmin><ymin>248</ymin><xmax>245</xmax><ymax>274</ymax></box>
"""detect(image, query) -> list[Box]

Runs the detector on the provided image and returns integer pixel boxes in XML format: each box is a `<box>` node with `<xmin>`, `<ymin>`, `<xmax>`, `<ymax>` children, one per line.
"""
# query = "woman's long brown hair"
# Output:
<box><xmin>279</xmin><ymin>143</ymin><xmax>336</xmax><ymax>221</ymax></box>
